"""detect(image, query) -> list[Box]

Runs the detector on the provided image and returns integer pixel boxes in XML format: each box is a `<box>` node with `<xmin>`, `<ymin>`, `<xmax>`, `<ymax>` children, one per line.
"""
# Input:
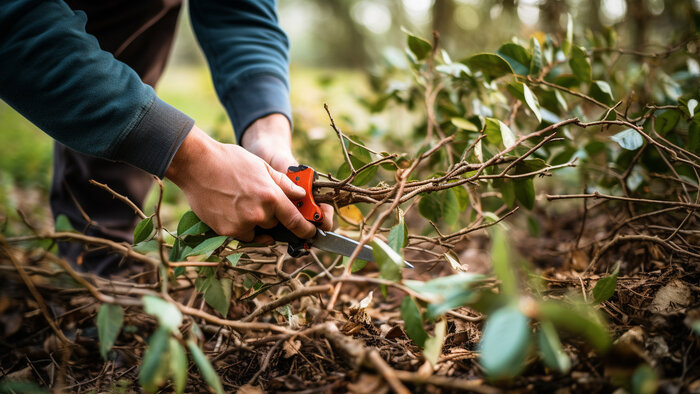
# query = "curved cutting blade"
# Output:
<box><xmin>310</xmin><ymin>229</ymin><xmax>414</xmax><ymax>268</ymax></box>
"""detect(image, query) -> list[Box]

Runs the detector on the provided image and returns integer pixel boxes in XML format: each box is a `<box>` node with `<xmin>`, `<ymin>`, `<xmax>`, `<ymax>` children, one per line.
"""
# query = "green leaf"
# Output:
<box><xmin>485</xmin><ymin>118</ymin><xmax>516</xmax><ymax>149</ymax></box>
<box><xmin>404</xmin><ymin>273</ymin><xmax>484</xmax><ymax>320</ymax></box>
<box><xmin>133</xmin><ymin>217</ymin><xmax>155</xmax><ymax>245</ymax></box>
<box><xmin>143</xmin><ymin>295</ymin><xmax>182</xmax><ymax>334</ymax></box>
<box><xmin>479</xmin><ymin>306</ymin><xmax>531</xmax><ymax>379</ymax></box>
<box><xmin>401</xmin><ymin>296</ymin><xmax>428</xmax><ymax>347</ymax></box>
<box><xmin>538</xmin><ymin>301</ymin><xmax>611</xmax><ymax>351</ymax></box>
<box><xmin>55</xmin><ymin>214</ymin><xmax>76</xmax><ymax>232</ymax></box>
<box><xmin>97</xmin><ymin>304</ymin><xmax>123</xmax><ymax>360</ymax></box>
<box><xmin>538</xmin><ymin>321</ymin><xmax>571</xmax><ymax>373</ymax></box>
<box><xmin>133</xmin><ymin>239</ymin><xmax>159</xmax><ymax>254</ymax></box>
<box><xmin>611</xmin><ymin>129</ymin><xmax>644</xmax><ymax>150</ymax></box>
<box><xmin>371</xmin><ymin>238</ymin><xmax>403</xmax><ymax>282</ymax></box>
<box><xmin>555</xmin><ymin>90</ymin><xmax>569</xmax><ymax>111</ymax></box>
<box><xmin>139</xmin><ymin>327</ymin><xmax>171</xmax><ymax>392</ymax></box>
<box><xmin>490</xmin><ymin>227</ymin><xmax>517</xmax><ymax>297</ymax></box>
<box><xmin>523</xmin><ymin>84</ymin><xmax>542</xmax><ymax>123</ymax></box>
<box><xmin>418</xmin><ymin>193</ymin><xmax>442</xmax><ymax>222</ymax></box>
<box><xmin>514</xmin><ymin>178</ymin><xmax>535</xmax><ymax>209</ymax></box>
<box><xmin>631</xmin><ymin>364</ymin><xmax>659</xmax><ymax>394</ymax></box>
<box><xmin>563</xmin><ymin>14</ymin><xmax>574</xmax><ymax>56</ymax></box>
<box><xmin>388</xmin><ymin>210</ymin><xmax>408</xmax><ymax>253</ymax></box>
<box><xmin>226</xmin><ymin>253</ymin><xmax>242</xmax><ymax>266</ymax></box>
<box><xmin>423</xmin><ymin>319</ymin><xmax>447</xmax><ymax>366</ymax></box>
<box><xmin>499</xmin><ymin>180</ymin><xmax>516</xmax><ymax>208</ymax></box>
<box><xmin>450</xmin><ymin>117</ymin><xmax>479</xmax><ymax>132</ymax></box>
<box><xmin>169</xmin><ymin>338</ymin><xmax>188</xmax><ymax>394</ymax></box>
<box><xmin>463</xmin><ymin>53</ymin><xmax>513</xmax><ymax>81</ymax></box>
<box><xmin>405</xmin><ymin>31</ymin><xmax>432</xmax><ymax>60</ymax></box>
<box><xmin>177</xmin><ymin>210</ymin><xmax>200</xmax><ymax>235</ymax></box>
<box><xmin>204</xmin><ymin>277</ymin><xmax>230</xmax><ymax>317</ymax></box>
<box><xmin>343</xmin><ymin>256</ymin><xmax>368</xmax><ymax>273</ymax></box>
<box><xmin>688</xmin><ymin>99</ymin><xmax>698</xmax><ymax>118</ymax></box>
<box><xmin>591</xmin><ymin>80</ymin><xmax>614</xmax><ymax>104</ymax></box>
<box><xmin>186</xmin><ymin>236</ymin><xmax>228</xmax><ymax>258</ymax></box>
<box><xmin>336</xmin><ymin>158</ymin><xmax>378</xmax><ymax>186</ymax></box>
<box><xmin>654</xmin><ymin>109</ymin><xmax>680</xmax><ymax>136</ymax></box>
<box><xmin>529</xmin><ymin>37</ymin><xmax>543</xmax><ymax>76</ymax></box>
<box><xmin>187</xmin><ymin>340</ymin><xmax>224</xmax><ymax>394</ymax></box>
<box><xmin>569</xmin><ymin>46</ymin><xmax>591</xmax><ymax>83</ymax></box>
<box><xmin>592</xmin><ymin>262</ymin><xmax>619</xmax><ymax>304</ymax></box>
<box><xmin>497</xmin><ymin>43</ymin><xmax>531</xmax><ymax>76</ymax></box>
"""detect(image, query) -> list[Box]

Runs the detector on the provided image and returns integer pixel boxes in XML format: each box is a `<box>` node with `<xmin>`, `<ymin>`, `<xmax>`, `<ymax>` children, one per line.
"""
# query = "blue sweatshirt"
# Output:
<box><xmin>0</xmin><ymin>0</ymin><xmax>291</xmax><ymax>177</ymax></box>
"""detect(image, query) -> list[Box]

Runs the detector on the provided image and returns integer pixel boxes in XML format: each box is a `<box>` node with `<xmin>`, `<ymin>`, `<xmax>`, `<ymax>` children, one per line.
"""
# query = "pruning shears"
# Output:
<box><xmin>258</xmin><ymin>165</ymin><xmax>413</xmax><ymax>268</ymax></box>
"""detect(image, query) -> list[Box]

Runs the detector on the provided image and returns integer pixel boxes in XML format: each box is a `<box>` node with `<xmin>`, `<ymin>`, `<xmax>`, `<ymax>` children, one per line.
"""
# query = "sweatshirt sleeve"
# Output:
<box><xmin>189</xmin><ymin>0</ymin><xmax>291</xmax><ymax>142</ymax></box>
<box><xmin>0</xmin><ymin>0</ymin><xmax>194</xmax><ymax>178</ymax></box>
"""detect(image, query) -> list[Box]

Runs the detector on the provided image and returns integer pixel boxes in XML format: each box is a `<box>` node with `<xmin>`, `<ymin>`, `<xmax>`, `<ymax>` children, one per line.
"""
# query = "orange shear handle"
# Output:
<box><xmin>286</xmin><ymin>165</ymin><xmax>323</xmax><ymax>225</ymax></box>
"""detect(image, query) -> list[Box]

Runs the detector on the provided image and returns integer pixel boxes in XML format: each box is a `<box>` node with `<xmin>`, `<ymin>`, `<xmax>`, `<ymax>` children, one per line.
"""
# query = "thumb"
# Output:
<box><xmin>267</xmin><ymin>165</ymin><xmax>306</xmax><ymax>200</ymax></box>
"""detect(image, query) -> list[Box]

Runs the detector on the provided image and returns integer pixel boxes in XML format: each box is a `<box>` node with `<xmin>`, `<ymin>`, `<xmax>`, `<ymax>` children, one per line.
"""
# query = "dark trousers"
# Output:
<box><xmin>52</xmin><ymin>0</ymin><xmax>182</xmax><ymax>276</ymax></box>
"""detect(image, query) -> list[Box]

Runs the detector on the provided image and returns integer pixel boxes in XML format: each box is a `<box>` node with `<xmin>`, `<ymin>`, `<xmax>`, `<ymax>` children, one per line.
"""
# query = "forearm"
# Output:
<box><xmin>0</xmin><ymin>0</ymin><xmax>192</xmax><ymax>177</ymax></box>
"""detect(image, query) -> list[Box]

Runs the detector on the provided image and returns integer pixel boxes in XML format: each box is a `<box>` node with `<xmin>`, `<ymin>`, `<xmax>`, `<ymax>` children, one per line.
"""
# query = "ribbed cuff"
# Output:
<box><xmin>222</xmin><ymin>73</ymin><xmax>292</xmax><ymax>143</ymax></box>
<box><xmin>112</xmin><ymin>98</ymin><xmax>194</xmax><ymax>178</ymax></box>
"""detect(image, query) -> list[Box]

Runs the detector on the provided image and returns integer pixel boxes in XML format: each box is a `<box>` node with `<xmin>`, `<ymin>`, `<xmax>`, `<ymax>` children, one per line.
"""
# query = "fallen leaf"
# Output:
<box><xmin>649</xmin><ymin>280</ymin><xmax>691</xmax><ymax>314</ymax></box>
<box><xmin>282</xmin><ymin>339</ymin><xmax>301</xmax><ymax>358</ymax></box>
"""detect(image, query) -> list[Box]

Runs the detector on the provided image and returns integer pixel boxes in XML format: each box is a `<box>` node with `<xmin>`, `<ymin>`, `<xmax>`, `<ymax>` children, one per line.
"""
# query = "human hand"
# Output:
<box><xmin>241</xmin><ymin>114</ymin><xmax>334</xmax><ymax>231</ymax></box>
<box><xmin>165</xmin><ymin>125</ymin><xmax>317</xmax><ymax>242</ymax></box>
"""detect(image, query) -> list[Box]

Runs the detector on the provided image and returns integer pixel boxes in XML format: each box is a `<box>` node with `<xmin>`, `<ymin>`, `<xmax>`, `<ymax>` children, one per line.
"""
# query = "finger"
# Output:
<box><xmin>253</xmin><ymin>234</ymin><xmax>275</xmax><ymax>245</ymax></box>
<box><xmin>236</xmin><ymin>229</ymin><xmax>256</xmax><ymax>243</ymax></box>
<box><xmin>274</xmin><ymin>193</ymin><xmax>317</xmax><ymax>239</ymax></box>
<box><xmin>259</xmin><ymin>216</ymin><xmax>279</xmax><ymax>230</ymax></box>
<box><xmin>319</xmin><ymin>203</ymin><xmax>334</xmax><ymax>231</ymax></box>
<box><xmin>267</xmin><ymin>165</ymin><xmax>306</xmax><ymax>200</ymax></box>
<box><xmin>269</xmin><ymin>152</ymin><xmax>298</xmax><ymax>173</ymax></box>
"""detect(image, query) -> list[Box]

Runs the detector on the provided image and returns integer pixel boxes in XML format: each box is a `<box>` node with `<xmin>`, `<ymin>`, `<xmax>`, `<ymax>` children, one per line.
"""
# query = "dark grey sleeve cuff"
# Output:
<box><xmin>112</xmin><ymin>97</ymin><xmax>194</xmax><ymax>178</ymax></box>
<box><xmin>221</xmin><ymin>73</ymin><xmax>292</xmax><ymax>143</ymax></box>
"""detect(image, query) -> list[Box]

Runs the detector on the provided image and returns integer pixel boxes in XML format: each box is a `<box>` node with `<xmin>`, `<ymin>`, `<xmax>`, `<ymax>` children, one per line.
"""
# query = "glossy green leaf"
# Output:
<box><xmin>592</xmin><ymin>262</ymin><xmax>619</xmax><ymax>304</ymax></box>
<box><xmin>177</xmin><ymin>210</ymin><xmax>200</xmax><ymax>234</ymax></box>
<box><xmin>371</xmin><ymin>238</ymin><xmax>403</xmax><ymax>282</ymax></box>
<box><xmin>479</xmin><ymin>306</ymin><xmax>531</xmax><ymax>379</ymax></box>
<box><xmin>563</xmin><ymin>14</ymin><xmax>573</xmax><ymax>56</ymax></box>
<box><xmin>143</xmin><ymin>295</ymin><xmax>182</xmax><ymax>334</ymax></box>
<box><xmin>497</xmin><ymin>43</ymin><xmax>531</xmax><ymax>76</ymax></box>
<box><xmin>423</xmin><ymin>319</ymin><xmax>446</xmax><ymax>366</ymax></box>
<box><xmin>591</xmin><ymin>80</ymin><xmax>614</xmax><ymax>104</ymax></box>
<box><xmin>139</xmin><ymin>327</ymin><xmax>171</xmax><ymax>392</ymax></box>
<box><xmin>463</xmin><ymin>53</ymin><xmax>513</xmax><ymax>81</ymax></box>
<box><xmin>538</xmin><ymin>301</ymin><xmax>611</xmax><ymax>351</ymax></box>
<box><xmin>490</xmin><ymin>227</ymin><xmax>517</xmax><ymax>297</ymax></box>
<box><xmin>97</xmin><ymin>304</ymin><xmax>123</xmax><ymax>360</ymax></box>
<box><xmin>485</xmin><ymin>117</ymin><xmax>516</xmax><ymax>149</ymax></box>
<box><xmin>654</xmin><ymin>109</ymin><xmax>680</xmax><ymax>136</ymax></box>
<box><xmin>611</xmin><ymin>129</ymin><xmax>644</xmax><ymax>150</ymax></box>
<box><xmin>180</xmin><ymin>221</ymin><xmax>211</xmax><ymax>237</ymax></box>
<box><xmin>388</xmin><ymin>209</ymin><xmax>408</xmax><ymax>253</ymax></box>
<box><xmin>538</xmin><ymin>321</ymin><xmax>571</xmax><ymax>372</ymax></box>
<box><xmin>451</xmin><ymin>117</ymin><xmax>479</xmax><ymax>132</ymax></box>
<box><xmin>133</xmin><ymin>217</ymin><xmax>155</xmax><ymax>245</ymax></box>
<box><xmin>530</xmin><ymin>37</ymin><xmax>543</xmax><ymax>75</ymax></box>
<box><xmin>523</xmin><ymin>84</ymin><xmax>542</xmax><ymax>123</ymax></box>
<box><xmin>55</xmin><ymin>214</ymin><xmax>76</xmax><ymax>232</ymax></box>
<box><xmin>169</xmin><ymin>338</ymin><xmax>188</xmax><ymax>394</ymax></box>
<box><xmin>187</xmin><ymin>340</ymin><xmax>224</xmax><ymax>394</ymax></box>
<box><xmin>401</xmin><ymin>296</ymin><xmax>428</xmax><ymax>347</ymax></box>
<box><xmin>186</xmin><ymin>236</ymin><xmax>228</xmax><ymax>258</ymax></box>
<box><xmin>687</xmin><ymin>99</ymin><xmax>698</xmax><ymax>118</ymax></box>
<box><xmin>405</xmin><ymin>32</ymin><xmax>432</xmax><ymax>60</ymax></box>
<box><xmin>569</xmin><ymin>46</ymin><xmax>591</xmax><ymax>83</ymax></box>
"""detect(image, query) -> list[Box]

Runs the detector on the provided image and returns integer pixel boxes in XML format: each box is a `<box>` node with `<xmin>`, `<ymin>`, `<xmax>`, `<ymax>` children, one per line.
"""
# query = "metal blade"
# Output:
<box><xmin>311</xmin><ymin>229</ymin><xmax>414</xmax><ymax>268</ymax></box>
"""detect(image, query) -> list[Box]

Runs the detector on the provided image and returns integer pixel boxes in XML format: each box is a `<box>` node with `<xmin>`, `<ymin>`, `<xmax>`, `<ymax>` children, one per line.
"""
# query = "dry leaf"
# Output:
<box><xmin>237</xmin><ymin>384</ymin><xmax>265</xmax><ymax>394</ymax></box>
<box><xmin>649</xmin><ymin>280</ymin><xmax>691</xmax><ymax>314</ymax></box>
<box><xmin>339</xmin><ymin>204</ymin><xmax>364</xmax><ymax>226</ymax></box>
<box><xmin>282</xmin><ymin>339</ymin><xmax>301</xmax><ymax>358</ymax></box>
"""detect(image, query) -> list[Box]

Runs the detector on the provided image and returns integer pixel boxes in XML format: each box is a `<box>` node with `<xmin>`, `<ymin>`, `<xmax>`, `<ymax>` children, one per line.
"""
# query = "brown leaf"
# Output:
<box><xmin>347</xmin><ymin>374</ymin><xmax>388</xmax><ymax>394</ymax></box>
<box><xmin>649</xmin><ymin>280</ymin><xmax>691</xmax><ymax>315</ymax></box>
<box><xmin>282</xmin><ymin>339</ymin><xmax>301</xmax><ymax>358</ymax></box>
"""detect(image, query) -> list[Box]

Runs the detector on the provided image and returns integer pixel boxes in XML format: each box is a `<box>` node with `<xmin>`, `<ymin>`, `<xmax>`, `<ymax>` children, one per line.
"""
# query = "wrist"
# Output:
<box><xmin>241</xmin><ymin>113</ymin><xmax>292</xmax><ymax>151</ymax></box>
<box><xmin>165</xmin><ymin>125</ymin><xmax>214</xmax><ymax>186</ymax></box>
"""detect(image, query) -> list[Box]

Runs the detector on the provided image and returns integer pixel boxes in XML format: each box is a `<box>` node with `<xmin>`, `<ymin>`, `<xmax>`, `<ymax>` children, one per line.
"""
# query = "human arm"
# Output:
<box><xmin>0</xmin><ymin>0</ymin><xmax>192</xmax><ymax>177</ymax></box>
